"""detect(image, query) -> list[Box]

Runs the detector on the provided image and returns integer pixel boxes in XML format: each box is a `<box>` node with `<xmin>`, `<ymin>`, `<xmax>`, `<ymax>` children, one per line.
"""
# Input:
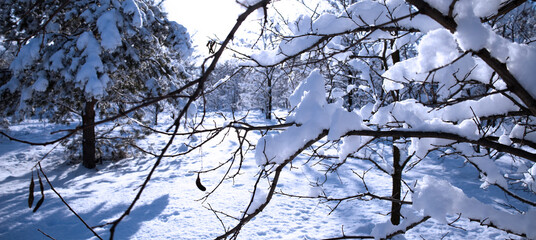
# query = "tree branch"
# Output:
<box><xmin>215</xmin><ymin>130</ymin><xmax>329</xmax><ymax>239</ymax></box>
<box><xmin>343</xmin><ymin>129</ymin><xmax>536</xmax><ymax>162</ymax></box>
<box><xmin>406</xmin><ymin>0</ymin><xmax>536</xmax><ymax>116</ymax></box>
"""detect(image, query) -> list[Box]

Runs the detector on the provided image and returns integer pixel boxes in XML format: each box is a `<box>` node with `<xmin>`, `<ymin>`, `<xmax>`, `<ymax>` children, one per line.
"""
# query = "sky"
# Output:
<box><xmin>161</xmin><ymin>0</ymin><xmax>331</xmax><ymax>58</ymax></box>
<box><xmin>162</xmin><ymin>0</ymin><xmax>245</xmax><ymax>51</ymax></box>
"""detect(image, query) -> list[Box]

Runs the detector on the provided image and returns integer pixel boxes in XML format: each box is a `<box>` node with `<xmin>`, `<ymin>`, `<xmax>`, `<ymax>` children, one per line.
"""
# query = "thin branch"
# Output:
<box><xmin>37</xmin><ymin>163</ymin><xmax>103</xmax><ymax>240</ymax></box>
<box><xmin>215</xmin><ymin>130</ymin><xmax>329</xmax><ymax>240</ymax></box>
<box><xmin>468</xmin><ymin>217</ymin><xmax>527</xmax><ymax>238</ymax></box>
<box><xmin>343</xmin><ymin>129</ymin><xmax>536</xmax><ymax>162</ymax></box>
<box><xmin>108</xmin><ymin>1</ymin><xmax>274</xmax><ymax>239</ymax></box>
<box><xmin>406</xmin><ymin>0</ymin><xmax>536</xmax><ymax>117</ymax></box>
<box><xmin>37</xmin><ymin>229</ymin><xmax>56</xmax><ymax>240</ymax></box>
<box><xmin>481</xmin><ymin>0</ymin><xmax>528</xmax><ymax>22</ymax></box>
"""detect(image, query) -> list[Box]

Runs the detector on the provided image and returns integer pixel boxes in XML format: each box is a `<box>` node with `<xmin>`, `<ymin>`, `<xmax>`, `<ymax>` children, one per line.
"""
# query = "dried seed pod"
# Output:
<box><xmin>33</xmin><ymin>171</ymin><xmax>45</xmax><ymax>213</ymax></box>
<box><xmin>196</xmin><ymin>173</ymin><xmax>206</xmax><ymax>191</ymax></box>
<box><xmin>28</xmin><ymin>171</ymin><xmax>35</xmax><ymax>208</ymax></box>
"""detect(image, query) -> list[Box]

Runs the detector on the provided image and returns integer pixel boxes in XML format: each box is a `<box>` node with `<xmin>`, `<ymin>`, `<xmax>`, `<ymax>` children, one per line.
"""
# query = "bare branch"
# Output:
<box><xmin>344</xmin><ymin>129</ymin><xmax>536</xmax><ymax>162</ymax></box>
<box><xmin>406</xmin><ymin>0</ymin><xmax>536</xmax><ymax>116</ymax></box>
<box><xmin>215</xmin><ymin>130</ymin><xmax>329</xmax><ymax>239</ymax></box>
<box><xmin>37</xmin><ymin>163</ymin><xmax>103</xmax><ymax>240</ymax></box>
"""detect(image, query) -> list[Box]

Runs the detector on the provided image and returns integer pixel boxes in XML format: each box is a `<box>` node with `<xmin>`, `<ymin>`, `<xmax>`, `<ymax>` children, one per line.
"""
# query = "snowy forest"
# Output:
<box><xmin>1</xmin><ymin>0</ymin><xmax>536</xmax><ymax>239</ymax></box>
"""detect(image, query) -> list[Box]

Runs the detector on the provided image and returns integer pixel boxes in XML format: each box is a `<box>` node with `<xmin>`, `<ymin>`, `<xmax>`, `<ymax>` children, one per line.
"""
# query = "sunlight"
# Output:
<box><xmin>163</xmin><ymin>0</ymin><xmax>243</xmax><ymax>47</ymax></box>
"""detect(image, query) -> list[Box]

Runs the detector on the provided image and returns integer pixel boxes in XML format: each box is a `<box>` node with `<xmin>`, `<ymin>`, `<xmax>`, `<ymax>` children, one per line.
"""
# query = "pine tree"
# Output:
<box><xmin>0</xmin><ymin>0</ymin><xmax>192</xmax><ymax>168</ymax></box>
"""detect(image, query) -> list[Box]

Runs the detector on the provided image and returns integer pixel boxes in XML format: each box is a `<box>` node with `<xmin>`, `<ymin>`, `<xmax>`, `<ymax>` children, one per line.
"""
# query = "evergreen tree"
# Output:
<box><xmin>0</xmin><ymin>0</ymin><xmax>192</xmax><ymax>168</ymax></box>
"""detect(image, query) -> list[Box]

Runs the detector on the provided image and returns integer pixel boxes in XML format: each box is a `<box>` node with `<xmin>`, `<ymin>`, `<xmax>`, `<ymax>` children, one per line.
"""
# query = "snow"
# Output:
<box><xmin>211</xmin><ymin>75</ymin><xmax>231</xmax><ymax>90</ymax></box>
<box><xmin>469</xmin><ymin>155</ymin><xmax>508</xmax><ymax>188</ymax></box>
<box><xmin>370</xmin><ymin>209</ymin><xmax>424</xmax><ymax>239</ymax></box>
<box><xmin>505</xmin><ymin>43</ymin><xmax>536</xmax><ymax>99</ymax></box>
<box><xmin>122</xmin><ymin>0</ymin><xmax>144</xmax><ymax>28</ymax></box>
<box><xmin>74</xmin><ymin>32</ymin><xmax>110</xmax><ymax>99</ymax></box>
<box><xmin>288</xmin><ymin>69</ymin><xmax>327</xmax><ymax>112</ymax></box>
<box><xmin>167</xmin><ymin>22</ymin><xmax>193</xmax><ymax>59</ymax></box>
<box><xmin>413</xmin><ymin>176</ymin><xmax>536</xmax><ymax>238</ymax></box>
<box><xmin>498</xmin><ymin>133</ymin><xmax>512</xmax><ymax>145</ymax></box>
<box><xmin>32</xmin><ymin>73</ymin><xmax>49</xmax><ymax>92</ymax></box>
<box><xmin>249</xmin><ymin>0</ymin><xmax>444</xmax><ymax>67</ymax></box>
<box><xmin>439</xmin><ymin>93</ymin><xmax>519</xmax><ymax>122</ymax></box>
<box><xmin>524</xmin><ymin>164</ymin><xmax>536</xmax><ymax>192</ymax></box>
<box><xmin>48</xmin><ymin>50</ymin><xmax>65</xmax><ymax>71</ymax></box>
<box><xmin>471</xmin><ymin>0</ymin><xmax>501</xmax><ymax>18</ymax></box>
<box><xmin>423</xmin><ymin>0</ymin><xmax>501</xmax><ymax>17</ymax></box>
<box><xmin>2</xmin><ymin>0</ymin><xmax>536</xmax><ymax>238</ymax></box>
<box><xmin>338</xmin><ymin>135</ymin><xmax>364</xmax><ymax>162</ymax></box>
<box><xmin>369</xmin><ymin>100</ymin><xmax>482</xmax><ymax>140</ymax></box>
<box><xmin>97</xmin><ymin>10</ymin><xmax>123</xmax><ymax>51</ymax></box>
<box><xmin>0</xmin><ymin>112</ymin><xmax>533</xmax><ymax>239</ymax></box>
<box><xmin>236</xmin><ymin>0</ymin><xmax>263</xmax><ymax>6</ymax></box>
<box><xmin>416</xmin><ymin>29</ymin><xmax>459</xmax><ymax>72</ymax></box>
<box><xmin>454</xmin><ymin>16</ymin><xmax>489</xmax><ymax>51</ymax></box>
<box><xmin>327</xmin><ymin>108</ymin><xmax>368</xmax><ymax>141</ymax></box>
<box><xmin>246</xmin><ymin>188</ymin><xmax>267</xmax><ymax>214</ymax></box>
<box><xmin>10</xmin><ymin>37</ymin><xmax>42</xmax><ymax>73</ymax></box>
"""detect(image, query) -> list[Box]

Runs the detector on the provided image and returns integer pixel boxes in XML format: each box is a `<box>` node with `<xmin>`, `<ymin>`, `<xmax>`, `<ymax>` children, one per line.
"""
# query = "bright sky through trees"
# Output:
<box><xmin>163</xmin><ymin>0</ymin><xmax>243</xmax><ymax>49</ymax></box>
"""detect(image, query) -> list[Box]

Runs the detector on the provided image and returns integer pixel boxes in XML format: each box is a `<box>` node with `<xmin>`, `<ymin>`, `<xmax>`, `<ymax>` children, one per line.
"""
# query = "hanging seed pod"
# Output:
<box><xmin>28</xmin><ymin>171</ymin><xmax>35</xmax><ymax>208</ymax></box>
<box><xmin>33</xmin><ymin>171</ymin><xmax>45</xmax><ymax>213</ymax></box>
<box><xmin>196</xmin><ymin>173</ymin><xmax>206</xmax><ymax>191</ymax></box>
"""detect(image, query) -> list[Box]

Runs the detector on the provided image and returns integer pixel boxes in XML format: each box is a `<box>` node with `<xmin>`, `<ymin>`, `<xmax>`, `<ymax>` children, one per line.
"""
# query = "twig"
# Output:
<box><xmin>37</xmin><ymin>229</ymin><xmax>56</xmax><ymax>240</ymax></box>
<box><xmin>37</xmin><ymin>163</ymin><xmax>103</xmax><ymax>240</ymax></box>
<box><xmin>108</xmin><ymin>1</ymin><xmax>274</xmax><ymax>239</ymax></box>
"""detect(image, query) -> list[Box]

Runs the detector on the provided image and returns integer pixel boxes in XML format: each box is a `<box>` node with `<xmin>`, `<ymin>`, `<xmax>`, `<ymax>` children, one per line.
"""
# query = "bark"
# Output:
<box><xmin>406</xmin><ymin>0</ymin><xmax>536</xmax><ymax>116</ymax></box>
<box><xmin>266</xmin><ymin>75</ymin><xmax>272</xmax><ymax>120</ymax></box>
<box><xmin>390</xmin><ymin>48</ymin><xmax>402</xmax><ymax>225</ymax></box>
<box><xmin>82</xmin><ymin>99</ymin><xmax>97</xmax><ymax>169</ymax></box>
<box><xmin>154</xmin><ymin>104</ymin><xmax>159</xmax><ymax>125</ymax></box>
<box><xmin>347</xmin><ymin>72</ymin><xmax>354</xmax><ymax>112</ymax></box>
<box><xmin>391</xmin><ymin>144</ymin><xmax>402</xmax><ymax>225</ymax></box>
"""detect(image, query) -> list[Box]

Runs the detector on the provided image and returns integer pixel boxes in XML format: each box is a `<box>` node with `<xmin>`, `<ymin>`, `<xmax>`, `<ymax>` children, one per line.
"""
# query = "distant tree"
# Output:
<box><xmin>204</xmin><ymin>61</ymin><xmax>243</xmax><ymax>112</ymax></box>
<box><xmin>0</xmin><ymin>0</ymin><xmax>192</xmax><ymax>168</ymax></box>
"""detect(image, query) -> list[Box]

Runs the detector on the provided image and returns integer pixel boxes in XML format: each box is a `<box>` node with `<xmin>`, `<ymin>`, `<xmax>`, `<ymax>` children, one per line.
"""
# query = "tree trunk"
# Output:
<box><xmin>154</xmin><ymin>104</ymin><xmax>159</xmax><ymax>125</ymax></box>
<box><xmin>390</xmin><ymin>47</ymin><xmax>402</xmax><ymax>225</ymax></box>
<box><xmin>266</xmin><ymin>75</ymin><xmax>272</xmax><ymax>120</ymax></box>
<box><xmin>391</xmin><ymin>143</ymin><xmax>402</xmax><ymax>225</ymax></box>
<box><xmin>82</xmin><ymin>99</ymin><xmax>97</xmax><ymax>169</ymax></box>
<box><xmin>347</xmin><ymin>73</ymin><xmax>353</xmax><ymax>112</ymax></box>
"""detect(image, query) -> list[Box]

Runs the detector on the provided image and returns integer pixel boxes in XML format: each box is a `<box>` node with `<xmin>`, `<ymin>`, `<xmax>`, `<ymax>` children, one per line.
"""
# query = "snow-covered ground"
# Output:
<box><xmin>0</xmin><ymin>111</ymin><xmax>530</xmax><ymax>239</ymax></box>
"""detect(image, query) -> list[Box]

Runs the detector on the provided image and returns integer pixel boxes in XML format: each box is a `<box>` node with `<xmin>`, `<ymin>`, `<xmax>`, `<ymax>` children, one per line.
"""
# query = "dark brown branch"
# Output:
<box><xmin>37</xmin><ymin>163</ymin><xmax>103</xmax><ymax>240</ymax></box>
<box><xmin>215</xmin><ymin>130</ymin><xmax>329</xmax><ymax>240</ymax></box>
<box><xmin>406</xmin><ymin>0</ymin><xmax>536</xmax><ymax>116</ymax></box>
<box><xmin>384</xmin><ymin>216</ymin><xmax>431</xmax><ymax>239</ymax></box>
<box><xmin>250</xmin><ymin>12</ymin><xmax>419</xmax><ymax>68</ymax></box>
<box><xmin>323</xmin><ymin>216</ymin><xmax>431</xmax><ymax>240</ymax></box>
<box><xmin>344</xmin><ymin>129</ymin><xmax>536</xmax><ymax>162</ymax></box>
<box><xmin>481</xmin><ymin>0</ymin><xmax>528</xmax><ymax>22</ymax></box>
<box><xmin>277</xmin><ymin>190</ymin><xmax>413</xmax><ymax>205</ymax></box>
<box><xmin>108</xmin><ymin>1</ymin><xmax>274</xmax><ymax>239</ymax></box>
<box><xmin>37</xmin><ymin>229</ymin><xmax>56</xmax><ymax>240</ymax></box>
<box><xmin>469</xmin><ymin>217</ymin><xmax>527</xmax><ymax>238</ymax></box>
